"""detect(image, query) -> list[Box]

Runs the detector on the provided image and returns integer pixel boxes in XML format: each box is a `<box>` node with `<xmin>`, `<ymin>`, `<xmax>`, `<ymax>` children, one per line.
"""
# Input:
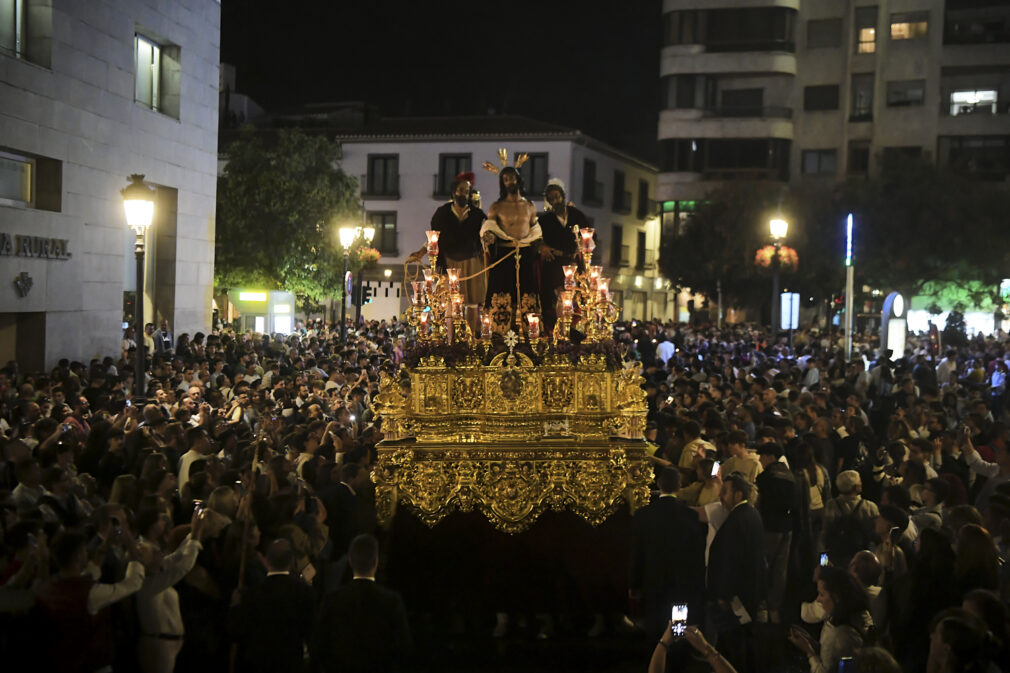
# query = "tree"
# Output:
<box><xmin>839</xmin><ymin>154</ymin><xmax>1010</xmax><ymax>307</ymax></box>
<box><xmin>215</xmin><ymin>128</ymin><xmax>361</xmax><ymax>306</ymax></box>
<box><xmin>658</xmin><ymin>182</ymin><xmax>844</xmax><ymax>309</ymax></box>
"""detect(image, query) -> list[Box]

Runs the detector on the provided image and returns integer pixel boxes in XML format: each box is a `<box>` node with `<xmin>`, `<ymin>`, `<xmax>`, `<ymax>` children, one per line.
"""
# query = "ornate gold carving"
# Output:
<box><xmin>452</xmin><ymin>375</ymin><xmax>484</xmax><ymax>410</ymax></box>
<box><xmin>489</xmin><ymin>293</ymin><xmax>513</xmax><ymax>335</ymax></box>
<box><xmin>372</xmin><ymin>443</ymin><xmax>653</xmax><ymax>534</ymax></box>
<box><xmin>541</xmin><ymin>375</ymin><xmax>574</xmax><ymax>410</ymax></box>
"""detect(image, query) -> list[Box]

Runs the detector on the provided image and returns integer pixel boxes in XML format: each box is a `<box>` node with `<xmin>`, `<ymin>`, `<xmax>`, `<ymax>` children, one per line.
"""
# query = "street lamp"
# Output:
<box><xmin>122</xmin><ymin>174</ymin><xmax>155</xmax><ymax>405</ymax></box>
<box><xmin>339</xmin><ymin>226</ymin><xmax>355</xmax><ymax>343</ymax></box>
<box><xmin>355</xmin><ymin>225</ymin><xmax>376</xmax><ymax>322</ymax></box>
<box><xmin>769</xmin><ymin>217</ymin><xmax>789</xmax><ymax>335</ymax></box>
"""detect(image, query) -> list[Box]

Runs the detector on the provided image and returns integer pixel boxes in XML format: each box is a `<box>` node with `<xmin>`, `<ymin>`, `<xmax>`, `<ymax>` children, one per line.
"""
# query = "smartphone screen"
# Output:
<box><xmin>837</xmin><ymin>657</ymin><xmax>855</xmax><ymax>673</ymax></box>
<box><xmin>711</xmin><ymin>461</ymin><xmax>720</xmax><ymax>478</ymax></box>
<box><xmin>671</xmin><ymin>604</ymin><xmax>688</xmax><ymax>637</ymax></box>
<box><xmin>820</xmin><ymin>553</ymin><xmax>829</xmax><ymax>567</ymax></box>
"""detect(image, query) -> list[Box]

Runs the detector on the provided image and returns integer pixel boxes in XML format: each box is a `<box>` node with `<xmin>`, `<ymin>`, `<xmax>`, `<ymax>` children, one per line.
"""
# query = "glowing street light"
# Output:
<box><xmin>769</xmin><ymin>217</ymin><xmax>789</xmax><ymax>334</ymax></box>
<box><xmin>121</xmin><ymin>174</ymin><xmax>156</xmax><ymax>405</ymax></box>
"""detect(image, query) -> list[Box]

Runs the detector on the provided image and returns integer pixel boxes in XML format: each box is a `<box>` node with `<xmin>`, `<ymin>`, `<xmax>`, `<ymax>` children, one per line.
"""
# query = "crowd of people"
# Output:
<box><xmin>0</xmin><ymin>317</ymin><xmax>1008</xmax><ymax>673</ymax></box>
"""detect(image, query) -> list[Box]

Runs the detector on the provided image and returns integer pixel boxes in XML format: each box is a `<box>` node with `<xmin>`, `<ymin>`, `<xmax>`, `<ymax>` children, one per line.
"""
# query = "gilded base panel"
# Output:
<box><xmin>372</xmin><ymin>441</ymin><xmax>653</xmax><ymax>534</ymax></box>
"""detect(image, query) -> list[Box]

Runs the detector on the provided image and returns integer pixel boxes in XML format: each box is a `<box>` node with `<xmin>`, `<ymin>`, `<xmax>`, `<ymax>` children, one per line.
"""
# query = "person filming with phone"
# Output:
<box><xmin>788</xmin><ymin>565</ymin><xmax>871</xmax><ymax>673</ymax></box>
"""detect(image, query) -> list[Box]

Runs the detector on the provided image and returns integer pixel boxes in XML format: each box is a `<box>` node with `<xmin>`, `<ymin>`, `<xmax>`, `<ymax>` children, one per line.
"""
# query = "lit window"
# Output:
<box><xmin>135</xmin><ymin>35</ymin><xmax>161</xmax><ymax>111</ymax></box>
<box><xmin>950</xmin><ymin>90</ymin><xmax>997</xmax><ymax>116</ymax></box>
<box><xmin>890</xmin><ymin>12</ymin><xmax>928</xmax><ymax>40</ymax></box>
<box><xmin>0</xmin><ymin>0</ymin><xmax>24</xmax><ymax>57</ymax></box>
<box><xmin>134</xmin><ymin>34</ymin><xmax>181</xmax><ymax>119</ymax></box>
<box><xmin>855</xmin><ymin>7</ymin><xmax>877</xmax><ymax>54</ymax></box>
<box><xmin>0</xmin><ymin>150</ymin><xmax>32</xmax><ymax>206</ymax></box>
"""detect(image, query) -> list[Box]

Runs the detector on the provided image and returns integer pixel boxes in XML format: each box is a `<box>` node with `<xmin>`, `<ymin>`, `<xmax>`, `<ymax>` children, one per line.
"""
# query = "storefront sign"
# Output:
<box><xmin>0</xmin><ymin>232</ymin><xmax>72</xmax><ymax>259</ymax></box>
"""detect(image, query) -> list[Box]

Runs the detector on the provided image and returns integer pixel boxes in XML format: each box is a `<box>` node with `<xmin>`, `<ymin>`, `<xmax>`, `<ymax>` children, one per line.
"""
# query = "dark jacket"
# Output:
<box><xmin>707</xmin><ymin>502</ymin><xmax>767</xmax><ymax>619</ymax></box>
<box><xmin>311</xmin><ymin>578</ymin><xmax>412</xmax><ymax>673</ymax></box>
<box><xmin>229</xmin><ymin>573</ymin><xmax>316</xmax><ymax>673</ymax></box>
<box><xmin>629</xmin><ymin>494</ymin><xmax>707</xmax><ymax>630</ymax></box>
<box><xmin>755</xmin><ymin>462</ymin><xmax>797</xmax><ymax>533</ymax></box>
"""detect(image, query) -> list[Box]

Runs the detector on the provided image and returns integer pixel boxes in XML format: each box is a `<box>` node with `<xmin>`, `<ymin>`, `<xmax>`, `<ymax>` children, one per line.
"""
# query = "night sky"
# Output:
<box><xmin>221</xmin><ymin>0</ymin><xmax>662</xmax><ymax>162</ymax></box>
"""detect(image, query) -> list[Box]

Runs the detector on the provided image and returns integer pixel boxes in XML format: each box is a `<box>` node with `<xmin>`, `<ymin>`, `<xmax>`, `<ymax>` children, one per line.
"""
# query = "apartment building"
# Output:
<box><xmin>658</xmin><ymin>0</ymin><xmax>1010</xmax><ymax>216</ymax></box>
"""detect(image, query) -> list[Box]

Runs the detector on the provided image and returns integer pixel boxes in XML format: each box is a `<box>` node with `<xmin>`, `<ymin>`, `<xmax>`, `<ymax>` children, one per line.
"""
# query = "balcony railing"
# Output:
<box><xmin>637</xmin><ymin>198</ymin><xmax>658</xmax><ymax>220</ymax></box>
<box><xmin>702</xmin><ymin>167</ymin><xmax>785</xmax><ymax>181</ymax></box>
<box><xmin>360</xmin><ymin>174</ymin><xmax>400</xmax><ymax>199</ymax></box>
<box><xmin>702</xmin><ymin>105</ymin><xmax>793</xmax><ymax>119</ymax></box>
<box><xmin>705</xmin><ymin>38</ymin><xmax>795</xmax><ymax>53</ymax></box>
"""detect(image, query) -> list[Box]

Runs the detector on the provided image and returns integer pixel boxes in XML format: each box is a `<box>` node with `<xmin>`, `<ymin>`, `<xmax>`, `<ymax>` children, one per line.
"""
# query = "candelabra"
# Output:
<box><xmin>408</xmin><ymin>228</ymin><xmax>619</xmax><ymax>347</ymax></box>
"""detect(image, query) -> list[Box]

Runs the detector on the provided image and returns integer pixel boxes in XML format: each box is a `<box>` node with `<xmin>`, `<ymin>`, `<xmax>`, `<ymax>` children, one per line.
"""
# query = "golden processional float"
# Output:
<box><xmin>372</xmin><ymin>224</ymin><xmax>654</xmax><ymax>534</ymax></box>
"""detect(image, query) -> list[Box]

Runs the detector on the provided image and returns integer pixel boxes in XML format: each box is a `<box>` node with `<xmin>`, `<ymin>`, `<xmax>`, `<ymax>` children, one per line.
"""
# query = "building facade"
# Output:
<box><xmin>0</xmin><ymin>0</ymin><xmax>219</xmax><ymax>370</ymax></box>
<box><xmin>658</xmin><ymin>0</ymin><xmax>1010</xmax><ymax>209</ymax></box>
<box><xmin>331</xmin><ymin>116</ymin><xmax>672</xmax><ymax>322</ymax></box>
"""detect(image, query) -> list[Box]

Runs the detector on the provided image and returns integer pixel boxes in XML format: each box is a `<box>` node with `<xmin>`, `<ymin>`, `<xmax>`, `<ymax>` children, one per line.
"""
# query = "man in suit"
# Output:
<box><xmin>701</xmin><ymin>473</ymin><xmax>766</xmax><ymax>673</ymax></box>
<box><xmin>312</xmin><ymin>534</ymin><xmax>412</xmax><ymax>673</ymax></box>
<box><xmin>629</xmin><ymin>467</ymin><xmax>706</xmax><ymax>638</ymax></box>
<box><xmin>317</xmin><ymin>463</ymin><xmax>367</xmax><ymax>559</ymax></box>
<box><xmin>229</xmin><ymin>539</ymin><xmax>315</xmax><ymax>673</ymax></box>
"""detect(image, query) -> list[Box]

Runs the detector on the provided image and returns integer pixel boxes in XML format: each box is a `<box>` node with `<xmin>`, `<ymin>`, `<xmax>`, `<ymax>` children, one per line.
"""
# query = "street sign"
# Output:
<box><xmin>780</xmin><ymin>292</ymin><xmax>800</xmax><ymax>330</ymax></box>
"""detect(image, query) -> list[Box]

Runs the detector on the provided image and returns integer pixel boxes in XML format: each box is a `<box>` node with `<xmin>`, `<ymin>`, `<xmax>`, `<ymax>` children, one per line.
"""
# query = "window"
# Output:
<box><xmin>855</xmin><ymin>6</ymin><xmax>878</xmax><ymax>53</ymax></box>
<box><xmin>847</xmin><ymin>140</ymin><xmax>871</xmax><ymax>174</ymax></box>
<box><xmin>801</xmin><ymin>149</ymin><xmax>837</xmax><ymax>175</ymax></box>
<box><xmin>661</xmin><ymin>139</ymin><xmax>704</xmax><ymax>173</ymax></box>
<box><xmin>705</xmin><ymin>7</ymin><xmax>797</xmax><ymax>52</ymax></box>
<box><xmin>582</xmin><ymin>159</ymin><xmax>602</xmax><ymax>205</ymax></box>
<box><xmin>851</xmin><ymin>74</ymin><xmax>874</xmax><ymax>120</ymax></box>
<box><xmin>610</xmin><ymin>225</ymin><xmax>624</xmax><ymax>268</ymax></box>
<box><xmin>0</xmin><ymin>149</ymin><xmax>60</xmax><ymax>210</ymax></box>
<box><xmin>804</xmin><ymin>85</ymin><xmax>840</xmax><ymax>111</ymax></box>
<box><xmin>367</xmin><ymin>212</ymin><xmax>398</xmax><ymax>255</ymax></box>
<box><xmin>636</xmin><ymin>179</ymin><xmax>651</xmax><ymax>220</ymax></box>
<box><xmin>517</xmin><ymin>152</ymin><xmax>548</xmax><ymax>197</ymax></box>
<box><xmin>890</xmin><ymin>11</ymin><xmax>928</xmax><ymax>40</ymax></box>
<box><xmin>0</xmin><ymin>0</ymin><xmax>50</xmax><ymax>66</ymax></box>
<box><xmin>365</xmin><ymin>155</ymin><xmax>399</xmax><ymax>197</ymax></box>
<box><xmin>720</xmin><ymin>88</ymin><xmax>763</xmax><ymax>115</ymax></box>
<box><xmin>0</xmin><ymin>0</ymin><xmax>23</xmax><ymax>57</ymax></box>
<box><xmin>950</xmin><ymin>89</ymin><xmax>997</xmax><ymax>116</ymax></box>
<box><xmin>612</xmin><ymin>170</ymin><xmax>631</xmax><ymax>213</ymax></box>
<box><xmin>435</xmin><ymin>154</ymin><xmax>471</xmax><ymax>197</ymax></box>
<box><xmin>663</xmin><ymin>74</ymin><xmax>699</xmax><ymax>110</ymax></box>
<box><xmin>938</xmin><ymin>135</ymin><xmax>1010</xmax><ymax>179</ymax></box>
<box><xmin>664</xmin><ymin>10</ymin><xmax>700</xmax><ymax>46</ymax></box>
<box><xmin>636</xmin><ymin>231</ymin><xmax>647</xmax><ymax>269</ymax></box>
<box><xmin>134</xmin><ymin>34</ymin><xmax>181</xmax><ymax>119</ymax></box>
<box><xmin>807</xmin><ymin>18</ymin><xmax>842</xmax><ymax>48</ymax></box>
<box><xmin>0</xmin><ymin>151</ymin><xmax>31</xmax><ymax>206</ymax></box>
<box><xmin>886</xmin><ymin>80</ymin><xmax>925</xmax><ymax>107</ymax></box>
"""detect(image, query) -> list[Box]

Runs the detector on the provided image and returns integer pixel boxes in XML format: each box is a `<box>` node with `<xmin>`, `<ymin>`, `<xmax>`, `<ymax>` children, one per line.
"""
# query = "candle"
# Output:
<box><xmin>589</xmin><ymin>265</ymin><xmax>602</xmax><ymax>290</ymax></box>
<box><xmin>425</xmin><ymin>230</ymin><xmax>440</xmax><ymax>257</ymax></box>
<box><xmin>411</xmin><ymin>281</ymin><xmax>425</xmax><ymax>306</ymax></box>
<box><xmin>447</xmin><ymin>267</ymin><xmax>460</xmax><ymax>294</ymax></box>
<box><xmin>451</xmin><ymin>293</ymin><xmax>463</xmax><ymax>316</ymax></box>
<box><xmin>422</xmin><ymin>268</ymin><xmax>435</xmax><ymax>293</ymax></box>
<box><xmin>527</xmin><ymin>314</ymin><xmax>540</xmax><ymax>340</ymax></box>
<box><xmin>561</xmin><ymin>291</ymin><xmax>574</xmax><ymax>317</ymax></box>
<box><xmin>481</xmin><ymin>314</ymin><xmax>492</xmax><ymax>340</ymax></box>
<box><xmin>597</xmin><ymin>277</ymin><xmax>610</xmax><ymax>302</ymax></box>
<box><xmin>579</xmin><ymin>227</ymin><xmax>595</xmax><ymax>252</ymax></box>
<box><xmin>562</xmin><ymin>264</ymin><xmax>577</xmax><ymax>290</ymax></box>
<box><xmin>419</xmin><ymin>311</ymin><xmax>429</xmax><ymax>335</ymax></box>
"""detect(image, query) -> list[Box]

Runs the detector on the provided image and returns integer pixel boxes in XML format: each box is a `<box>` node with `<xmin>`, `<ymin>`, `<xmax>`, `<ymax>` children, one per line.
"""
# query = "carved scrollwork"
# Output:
<box><xmin>371</xmin><ymin>444</ymin><xmax>653</xmax><ymax>534</ymax></box>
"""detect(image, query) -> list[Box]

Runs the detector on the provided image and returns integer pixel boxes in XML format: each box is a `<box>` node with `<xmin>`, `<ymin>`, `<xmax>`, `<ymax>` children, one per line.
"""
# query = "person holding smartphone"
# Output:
<box><xmin>788</xmin><ymin>566</ymin><xmax>870</xmax><ymax>673</ymax></box>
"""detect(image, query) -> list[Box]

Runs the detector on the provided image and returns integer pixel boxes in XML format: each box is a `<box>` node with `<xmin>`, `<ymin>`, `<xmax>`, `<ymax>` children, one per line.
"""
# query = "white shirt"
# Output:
<box><xmin>136</xmin><ymin>536</ymin><xmax>203</xmax><ymax>636</ymax></box>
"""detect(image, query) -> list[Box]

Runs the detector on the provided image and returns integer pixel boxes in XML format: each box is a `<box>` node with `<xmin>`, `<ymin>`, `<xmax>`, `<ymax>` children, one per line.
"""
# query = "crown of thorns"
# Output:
<box><xmin>481</xmin><ymin>148</ymin><xmax>528</xmax><ymax>175</ymax></box>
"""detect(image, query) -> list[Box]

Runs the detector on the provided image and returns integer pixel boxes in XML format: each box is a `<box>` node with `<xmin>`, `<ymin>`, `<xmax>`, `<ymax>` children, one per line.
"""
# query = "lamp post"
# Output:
<box><xmin>338</xmin><ymin>226</ymin><xmax>354</xmax><ymax>343</ymax></box>
<box><xmin>844</xmin><ymin>214</ymin><xmax>855</xmax><ymax>361</ymax></box>
<box><xmin>122</xmin><ymin>174</ymin><xmax>156</xmax><ymax>405</ymax></box>
<box><xmin>769</xmin><ymin>217</ymin><xmax>788</xmax><ymax>336</ymax></box>
<box><xmin>354</xmin><ymin>225</ymin><xmax>376</xmax><ymax>323</ymax></box>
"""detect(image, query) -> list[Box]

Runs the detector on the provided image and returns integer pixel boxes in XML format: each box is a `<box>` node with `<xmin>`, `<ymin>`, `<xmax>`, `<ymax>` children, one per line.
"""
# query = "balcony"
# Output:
<box><xmin>637</xmin><ymin>198</ymin><xmax>659</xmax><ymax>220</ymax></box>
<box><xmin>360</xmin><ymin>174</ymin><xmax>400</xmax><ymax>200</ymax></box>
<box><xmin>704</xmin><ymin>105</ymin><xmax>792</xmax><ymax>119</ymax></box>
<box><xmin>612</xmin><ymin>190</ymin><xmax>633</xmax><ymax>214</ymax></box>
<box><xmin>702</xmin><ymin>167</ymin><xmax>786</xmax><ymax>181</ymax></box>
